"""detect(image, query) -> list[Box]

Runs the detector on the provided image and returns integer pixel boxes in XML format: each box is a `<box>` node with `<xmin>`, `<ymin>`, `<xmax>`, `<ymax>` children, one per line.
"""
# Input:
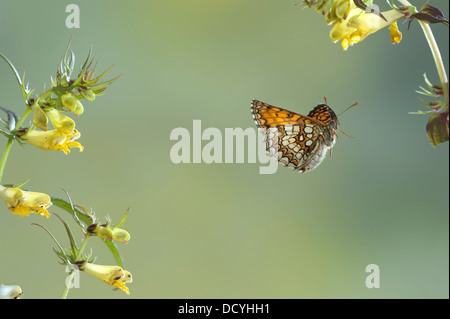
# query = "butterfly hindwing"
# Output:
<box><xmin>264</xmin><ymin>124</ymin><xmax>324</xmax><ymax>172</ymax></box>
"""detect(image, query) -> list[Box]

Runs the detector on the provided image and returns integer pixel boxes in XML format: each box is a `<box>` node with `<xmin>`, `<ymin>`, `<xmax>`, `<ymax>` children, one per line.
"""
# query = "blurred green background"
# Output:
<box><xmin>0</xmin><ymin>0</ymin><xmax>448</xmax><ymax>299</ymax></box>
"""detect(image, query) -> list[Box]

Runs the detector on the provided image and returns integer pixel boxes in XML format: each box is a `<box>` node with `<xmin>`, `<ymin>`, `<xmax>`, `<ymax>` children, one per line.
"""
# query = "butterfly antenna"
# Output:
<box><xmin>338</xmin><ymin>128</ymin><xmax>353</xmax><ymax>139</ymax></box>
<box><xmin>337</xmin><ymin>102</ymin><xmax>358</xmax><ymax>116</ymax></box>
<box><xmin>323</xmin><ymin>96</ymin><xmax>328</xmax><ymax>105</ymax></box>
<box><xmin>337</xmin><ymin>102</ymin><xmax>358</xmax><ymax>138</ymax></box>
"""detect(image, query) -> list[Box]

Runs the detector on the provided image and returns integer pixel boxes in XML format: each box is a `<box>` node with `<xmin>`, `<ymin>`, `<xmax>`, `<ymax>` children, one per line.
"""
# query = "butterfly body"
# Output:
<box><xmin>251</xmin><ymin>100</ymin><xmax>339</xmax><ymax>173</ymax></box>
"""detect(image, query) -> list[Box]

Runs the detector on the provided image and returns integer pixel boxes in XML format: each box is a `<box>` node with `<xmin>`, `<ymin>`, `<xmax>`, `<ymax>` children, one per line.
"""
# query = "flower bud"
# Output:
<box><xmin>80</xmin><ymin>89</ymin><xmax>96</xmax><ymax>102</ymax></box>
<box><xmin>61</xmin><ymin>93</ymin><xmax>77</xmax><ymax>111</ymax></box>
<box><xmin>72</xmin><ymin>99</ymin><xmax>84</xmax><ymax>116</ymax></box>
<box><xmin>90</xmin><ymin>224</ymin><xmax>114</xmax><ymax>240</ymax></box>
<box><xmin>61</xmin><ymin>93</ymin><xmax>84</xmax><ymax>116</ymax></box>
<box><xmin>112</xmin><ymin>228</ymin><xmax>131</xmax><ymax>244</ymax></box>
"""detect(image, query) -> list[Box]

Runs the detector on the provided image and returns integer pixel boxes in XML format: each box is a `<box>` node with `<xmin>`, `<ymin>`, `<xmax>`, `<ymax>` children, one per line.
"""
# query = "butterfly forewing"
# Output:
<box><xmin>251</xmin><ymin>99</ymin><xmax>339</xmax><ymax>173</ymax></box>
<box><xmin>251</xmin><ymin>100</ymin><xmax>321</xmax><ymax>129</ymax></box>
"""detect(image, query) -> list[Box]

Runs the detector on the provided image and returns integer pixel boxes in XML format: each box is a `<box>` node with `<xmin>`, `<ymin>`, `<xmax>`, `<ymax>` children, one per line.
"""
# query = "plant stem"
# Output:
<box><xmin>14</xmin><ymin>107</ymin><xmax>32</xmax><ymax>129</ymax></box>
<box><xmin>61</xmin><ymin>234</ymin><xmax>91</xmax><ymax>299</ymax></box>
<box><xmin>397</xmin><ymin>0</ymin><xmax>449</xmax><ymax>110</ymax></box>
<box><xmin>76</xmin><ymin>234</ymin><xmax>92</xmax><ymax>260</ymax></box>
<box><xmin>61</xmin><ymin>270</ymin><xmax>76</xmax><ymax>299</ymax></box>
<box><xmin>418</xmin><ymin>21</ymin><xmax>449</xmax><ymax>110</ymax></box>
<box><xmin>0</xmin><ymin>140</ymin><xmax>13</xmax><ymax>183</ymax></box>
<box><xmin>0</xmin><ymin>108</ymin><xmax>32</xmax><ymax>183</ymax></box>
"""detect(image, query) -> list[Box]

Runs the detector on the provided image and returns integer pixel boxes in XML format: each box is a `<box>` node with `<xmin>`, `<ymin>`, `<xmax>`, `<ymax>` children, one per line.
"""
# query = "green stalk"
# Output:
<box><xmin>61</xmin><ymin>270</ymin><xmax>76</xmax><ymax>299</ymax></box>
<box><xmin>61</xmin><ymin>234</ymin><xmax>92</xmax><ymax>299</ymax></box>
<box><xmin>0</xmin><ymin>140</ymin><xmax>14</xmax><ymax>183</ymax></box>
<box><xmin>0</xmin><ymin>108</ymin><xmax>32</xmax><ymax>183</ymax></box>
<box><xmin>398</xmin><ymin>0</ymin><xmax>449</xmax><ymax>110</ymax></box>
<box><xmin>418</xmin><ymin>21</ymin><xmax>449</xmax><ymax>109</ymax></box>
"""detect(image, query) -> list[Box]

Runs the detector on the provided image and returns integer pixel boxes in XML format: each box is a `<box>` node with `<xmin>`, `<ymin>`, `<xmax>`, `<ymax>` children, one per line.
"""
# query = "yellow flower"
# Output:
<box><xmin>21</xmin><ymin>109</ymin><xmax>83</xmax><ymax>154</ymax></box>
<box><xmin>0</xmin><ymin>185</ymin><xmax>52</xmax><ymax>218</ymax></box>
<box><xmin>81</xmin><ymin>263</ymin><xmax>132</xmax><ymax>295</ymax></box>
<box><xmin>326</xmin><ymin>0</ymin><xmax>404</xmax><ymax>50</ymax></box>
<box><xmin>22</xmin><ymin>128</ymin><xmax>83</xmax><ymax>154</ymax></box>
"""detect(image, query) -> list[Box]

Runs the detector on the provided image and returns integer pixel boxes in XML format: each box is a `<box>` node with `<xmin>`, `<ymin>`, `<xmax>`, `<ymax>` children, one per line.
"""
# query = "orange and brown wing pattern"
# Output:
<box><xmin>251</xmin><ymin>100</ymin><xmax>318</xmax><ymax>129</ymax></box>
<box><xmin>251</xmin><ymin>99</ymin><xmax>339</xmax><ymax>173</ymax></box>
<box><xmin>307</xmin><ymin>104</ymin><xmax>338</xmax><ymax>128</ymax></box>
<box><xmin>264</xmin><ymin>124</ymin><xmax>325</xmax><ymax>172</ymax></box>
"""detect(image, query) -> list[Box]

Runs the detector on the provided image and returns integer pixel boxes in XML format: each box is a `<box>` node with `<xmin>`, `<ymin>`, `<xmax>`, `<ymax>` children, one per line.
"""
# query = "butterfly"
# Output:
<box><xmin>251</xmin><ymin>99</ymin><xmax>349</xmax><ymax>173</ymax></box>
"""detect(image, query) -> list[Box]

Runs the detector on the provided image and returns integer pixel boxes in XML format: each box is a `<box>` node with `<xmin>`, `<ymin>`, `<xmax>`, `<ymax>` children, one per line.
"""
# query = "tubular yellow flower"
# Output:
<box><xmin>0</xmin><ymin>185</ymin><xmax>52</xmax><ymax>218</ymax></box>
<box><xmin>81</xmin><ymin>263</ymin><xmax>132</xmax><ymax>295</ymax></box>
<box><xmin>21</xmin><ymin>109</ymin><xmax>83</xmax><ymax>154</ymax></box>
<box><xmin>22</xmin><ymin>128</ymin><xmax>83</xmax><ymax>154</ymax></box>
<box><xmin>326</xmin><ymin>0</ymin><xmax>404</xmax><ymax>50</ymax></box>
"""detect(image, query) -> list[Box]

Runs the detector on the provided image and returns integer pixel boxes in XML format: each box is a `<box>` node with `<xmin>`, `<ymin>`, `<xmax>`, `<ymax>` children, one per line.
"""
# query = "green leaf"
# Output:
<box><xmin>12</xmin><ymin>179</ymin><xmax>29</xmax><ymax>188</ymax></box>
<box><xmin>51</xmin><ymin>198</ymin><xmax>93</xmax><ymax>227</ymax></box>
<box><xmin>31</xmin><ymin>222</ymin><xmax>70</xmax><ymax>264</ymax></box>
<box><xmin>57</xmin><ymin>38</ymin><xmax>75</xmax><ymax>83</ymax></box>
<box><xmin>102</xmin><ymin>238</ymin><xmax>124</xmax><ymax>268</ymax></box>
<box><xmin>0</xmin><ymin>52</ymin><xmax>30</xmax><ymax>100</ymax></box>
<box><xmin>80</xmin><ymin>46</ymin><xmax>93</xmax><ymax>71</ymax></box>
<box><xmin>54</xmin><ymin>213</ymin><xmax>79</xmax><ymax>256</ymax></box>
<box><xmin>426</xmin><ymin>112</ymin><xmax>449</xmax><ymax>147</ymax></box>
<box><xmin>114</xmin><ymin>208</ymin><xmax>129</xmax><ymax>228</ymax></box>
<box><xmin>0</xmin><ymin>52</ymin><xmax>23</xmax><ymax>86</ymax></box>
